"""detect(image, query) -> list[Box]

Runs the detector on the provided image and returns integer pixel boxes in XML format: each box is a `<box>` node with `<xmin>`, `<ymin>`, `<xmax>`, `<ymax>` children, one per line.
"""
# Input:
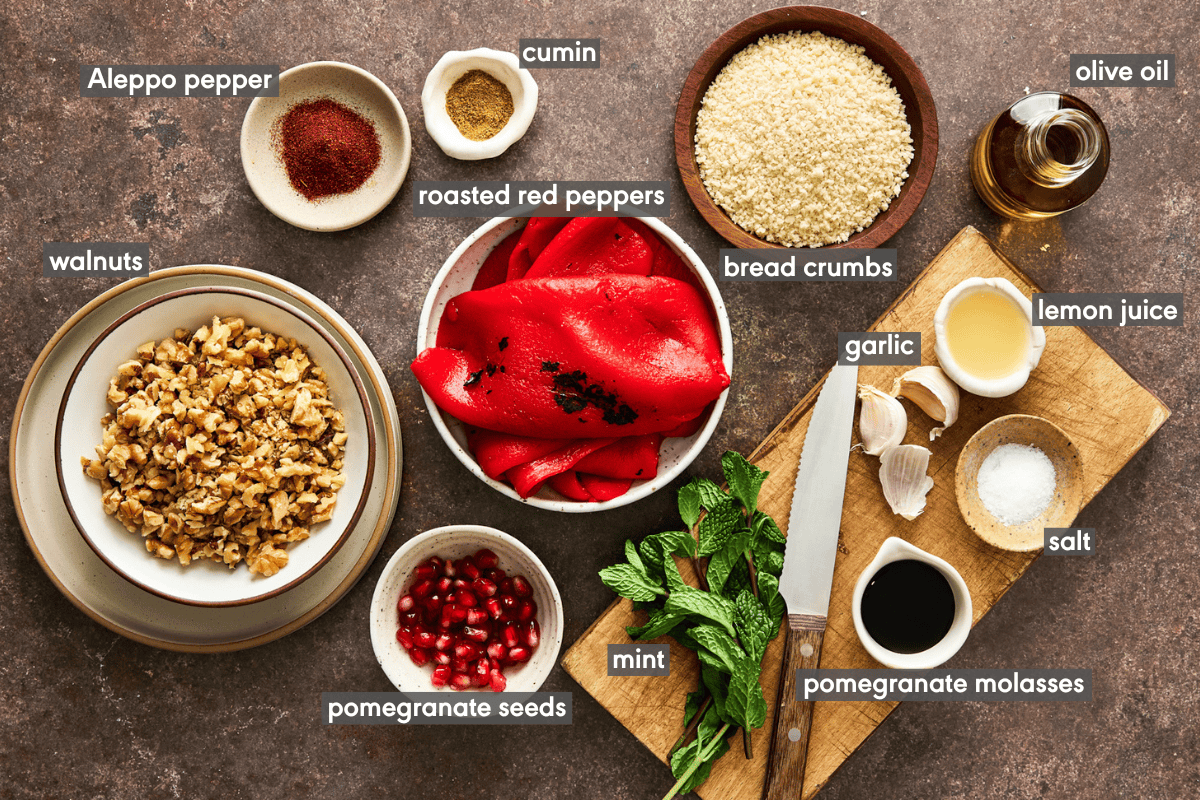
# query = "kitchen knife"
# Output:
<box><xmin>762</xmin><ymin>363</ymin><xmax>859</xmax><ymax>800</ymax></box>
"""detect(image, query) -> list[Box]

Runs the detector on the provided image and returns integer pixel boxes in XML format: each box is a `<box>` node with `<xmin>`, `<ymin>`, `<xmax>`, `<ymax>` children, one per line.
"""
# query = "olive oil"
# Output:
<box><xmin>944</xmin><ymin>289</ymin><xmax>1031</xmax><ymax>380</ymax></box>
<box><xmin>971</xmin><ymin>92</ymin><xmax>1110</xmax><ymax>219</ymax></box>
<box><xmin>860</xmin><ymin>559</ymin><xmax>955</xmax><ymax>654</ymax></box>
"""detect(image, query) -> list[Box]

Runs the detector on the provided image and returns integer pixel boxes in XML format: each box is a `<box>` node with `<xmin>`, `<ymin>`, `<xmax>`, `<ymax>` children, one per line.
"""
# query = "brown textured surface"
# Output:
<box><xmin>563</xmin><ymin>228</ymin><xmax>1171</xmax><ymax>799</ymax></box>
<box><xmin>0</xmin><ymin>2</ymin><xmax>1196</xmax><ymax>799</ymax></box>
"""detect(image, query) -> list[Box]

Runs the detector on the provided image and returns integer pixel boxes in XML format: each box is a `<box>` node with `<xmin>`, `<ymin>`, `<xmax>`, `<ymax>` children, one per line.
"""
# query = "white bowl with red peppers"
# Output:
<box><xmin>413</xmin><ymin>216</ymin><xmax>734</xmax><ymax>512</ymax></box>
<box><xmin>370</xmin><ymin>525</ymin><xmax>563</xmax><ymax>693</ymax></box>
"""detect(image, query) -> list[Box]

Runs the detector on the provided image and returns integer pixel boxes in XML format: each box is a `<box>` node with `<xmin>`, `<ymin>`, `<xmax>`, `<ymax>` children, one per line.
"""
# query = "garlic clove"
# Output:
<box><xmin>893</xmin><ymin>366</ymin><xmax>960</xmax><ymax>441</ymax></box>
<box><xmin>858</xmin><ymin>385</ymin><xmax>907</xmax><ymax>456</ymax></box>
<box><xmin>879</xmin><ymin>444</ymin><xmax>935</xmax><ymax>521</ymax></box>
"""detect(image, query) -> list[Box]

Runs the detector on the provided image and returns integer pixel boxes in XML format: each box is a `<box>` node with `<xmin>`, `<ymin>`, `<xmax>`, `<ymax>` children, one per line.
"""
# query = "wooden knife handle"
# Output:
<box><xmin>761</xmin><ymin>613</ymin><xmax>826</xmax><ymax>800</ymax></box>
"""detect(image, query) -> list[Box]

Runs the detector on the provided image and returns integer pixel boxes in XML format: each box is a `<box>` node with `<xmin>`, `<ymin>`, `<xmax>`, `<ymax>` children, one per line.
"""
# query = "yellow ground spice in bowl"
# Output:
<box><xmin>446</xmin><ymin>70</ymin><xmax>514</xmax><ymax>141</ymax></box>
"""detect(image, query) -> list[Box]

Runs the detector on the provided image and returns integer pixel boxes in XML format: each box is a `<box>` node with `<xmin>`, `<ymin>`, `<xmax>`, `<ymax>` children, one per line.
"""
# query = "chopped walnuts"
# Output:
<box><xmin>82</xmin><ymin>316</ymin><xmax>348</xmax><ymax>577</ymax></box>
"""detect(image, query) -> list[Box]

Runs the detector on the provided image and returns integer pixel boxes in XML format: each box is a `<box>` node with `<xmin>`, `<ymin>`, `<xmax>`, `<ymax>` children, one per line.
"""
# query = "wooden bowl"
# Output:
<box><xmin>674</xmin><ymin>6</ymin><xmax>938</xmax><ymax>249</ymax></box>
<box><xmin>955</xmin><ymin>415</ymin><xmax>1084</xmax><ymax>552</ymax></box>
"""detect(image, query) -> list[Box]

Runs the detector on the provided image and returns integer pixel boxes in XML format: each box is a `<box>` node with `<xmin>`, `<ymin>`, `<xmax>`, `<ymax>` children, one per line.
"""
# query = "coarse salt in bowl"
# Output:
<box><xmin>414</xmin><ymin>216</ymin><xmax>734</xmax><ymax>513</ymax></box>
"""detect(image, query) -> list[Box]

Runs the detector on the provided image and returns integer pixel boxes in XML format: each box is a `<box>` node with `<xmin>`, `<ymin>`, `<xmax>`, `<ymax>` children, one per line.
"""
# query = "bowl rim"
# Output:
<box><xmin>674</xmin><ymin>5</ymin><xmax>939</xmax><ymax>249</ymax></box>
<box><xmin>954</xmin><ymin>413</ymin><xmax>1084</xmax><ymax>552</ymax></box>
<box><xmin>240</xmin><ymin>60</ymin><xmax>412</xmax><ymax>232</ymax></box>
<box><xmin>55</xmin><ymin>285</ymin><xmax>378</xmax><ymax>607</ymax></box>
<box><xmin>369</xmin><ymin>524</ymin><xmax>564</xmax><ymax>693</ymax></box>
<box><xmin>415</xmin><ymin>215</ymin><xmax>734</xmax><ymax>513</ymax></box>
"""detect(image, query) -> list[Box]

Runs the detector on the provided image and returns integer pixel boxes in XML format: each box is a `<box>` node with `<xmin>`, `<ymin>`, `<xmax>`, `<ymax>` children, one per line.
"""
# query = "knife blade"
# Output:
<box><xmin>762</xmin><ymin>363</ymin><xmax>859</xmax><ymax>800</ymax></box>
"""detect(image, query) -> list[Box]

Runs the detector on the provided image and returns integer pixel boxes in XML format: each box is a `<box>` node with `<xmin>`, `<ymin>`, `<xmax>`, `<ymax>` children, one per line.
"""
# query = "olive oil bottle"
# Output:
<box><xmin>971</xmin><ymin>92</ymin><xmax>1110</xmax><ymax>219</ymax></box>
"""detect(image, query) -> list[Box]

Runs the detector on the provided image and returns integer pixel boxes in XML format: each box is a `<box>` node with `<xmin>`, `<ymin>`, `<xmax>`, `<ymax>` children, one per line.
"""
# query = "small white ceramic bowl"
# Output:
<box><xmin>852</xmin><ymin>537</ymin><xmax>973</xmax><ymax>669</ymax></box>
<box><xmin>415</xmin><ymin>216</ymin><xmax>734</xmax><ymax>513</ymax></box>
<box><xmin>241</xmin><ymin>61</ymin><xmax>411</xmax><ymax>231</ymax></box>
<box><xmin>56</xmin><ymin>287</ymin><xmax>376</xmax><ymax>607</ymax></box>
<box><xmin>421</xmin><ymin>48</ymin><xmax>538</xmax><ymax>160</ymax></box>
<box><xmin>370</xmin><ymin>525</ymin><xmax>563</xmax><ymax>693</ymax></box>
<box><xmin>934</xmin><ymin>277</ymin><xmax>1046</xmax><ymax>398</ymax></box>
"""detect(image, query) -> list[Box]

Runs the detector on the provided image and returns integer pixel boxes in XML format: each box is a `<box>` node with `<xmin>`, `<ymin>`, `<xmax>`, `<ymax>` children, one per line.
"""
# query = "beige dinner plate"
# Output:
<box><xmin>10</xmin><ymin>265</ymin><xmax>402</xmax><ymax>652</ymax></box>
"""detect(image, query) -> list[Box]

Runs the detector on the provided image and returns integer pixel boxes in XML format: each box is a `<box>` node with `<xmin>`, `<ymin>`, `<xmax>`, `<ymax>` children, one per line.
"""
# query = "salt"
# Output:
<box><xmin>976</xmin><ymin>443</ymin><xmax>1057</xmax><ymax>525</ymax></box>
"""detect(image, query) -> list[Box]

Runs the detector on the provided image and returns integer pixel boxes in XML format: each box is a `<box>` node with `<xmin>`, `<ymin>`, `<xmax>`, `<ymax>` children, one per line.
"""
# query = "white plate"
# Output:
<box><xmin>57</xmin><ymin>287</ymin><xmax>376</xmax><ymax>607</ymax></box>
<box><xmin>10</xmin><ymin>266</ymin><xmax>401</xmax><ymax>651</ymax></box>
<box><xmin>415</xmin><ymin>216</ymin><xmax>734</xmax><ymax>512</ymax></box>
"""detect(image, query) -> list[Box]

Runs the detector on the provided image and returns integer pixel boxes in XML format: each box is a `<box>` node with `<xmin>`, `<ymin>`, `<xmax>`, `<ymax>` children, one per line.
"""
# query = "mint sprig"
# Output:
<box><xmin>598</xmin><ymin>451</ymin><xmax>786</xmax><ymax>800</ymax></box>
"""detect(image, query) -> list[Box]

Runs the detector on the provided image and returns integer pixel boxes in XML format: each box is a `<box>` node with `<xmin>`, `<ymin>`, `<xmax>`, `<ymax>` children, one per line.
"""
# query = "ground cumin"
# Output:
<box><xmin>446</xmin><ymin>70</ymin><xmax>514</xmax><ymax>141</ymax></box>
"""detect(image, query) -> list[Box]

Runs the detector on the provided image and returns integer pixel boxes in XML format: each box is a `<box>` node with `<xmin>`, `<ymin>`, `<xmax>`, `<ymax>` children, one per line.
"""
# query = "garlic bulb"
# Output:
<box><xmin>893</xmin><ymin>366</ymin><xmax>960</xmax><ymax>441</ymax></box>
<box><xmin>879</xmin><ymin>445</ymin><xmax>935</xmax><ymax>521</ymax></box>
<box><xmin>858</xmin><ymin>385</ymin><xmax>907</xmax><ymax>456</ymax></box>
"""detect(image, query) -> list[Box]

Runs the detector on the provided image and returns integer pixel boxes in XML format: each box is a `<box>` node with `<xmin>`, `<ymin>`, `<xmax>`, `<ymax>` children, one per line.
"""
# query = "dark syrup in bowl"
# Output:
<box><xmin>860</xmin><ymin>559</ymin><xmax>956</xmax><ymax>654</ymax></box>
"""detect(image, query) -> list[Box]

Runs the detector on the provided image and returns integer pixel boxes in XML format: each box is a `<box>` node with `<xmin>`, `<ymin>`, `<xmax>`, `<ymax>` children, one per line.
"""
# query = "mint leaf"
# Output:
<box><xmin>697</xmin><ymin>499</ymin><xmax>741</xmax><ymax>556</ymax></box>
<box><xmin>662</xmin><ymin>551</ymin><xmax>687</xmax><ymax>593</ymax></box>
<box><xmin>624</xmin><ymin>539</ymin><xmax>645</xmax><ymax>575</ymax></box>
<box><xmin>752</xmin><ymin>510</ymin><xmax>786</xmax><ymax>544</ymax></box>
<box><xmin>691</xmin><ymin>625</ymin><xmax>747</xmax><ymax>674</ymax></box>
<box><xmin>726</xmin><ymin>658</ymin><xmax>768</xmax><ymax>731</ymax></box>
<box><xmin>627</xmin><ymin>609</ymin><xmax>683</xmax><ymax>640</ymax></box>
<box><xmin>599</xmin><ymin>563</ymin><xmax>665</xmax><ymax>602</ymax></box>
<box><xmin>722</xmin><ymin>451</ymin><xmax>768</xmax><ymax>515</ymax></box>
<box><xmin>701</xmin><ymin>663</ymin><xmax>730</xmax><ymax>723</ymax></box>
<box><xmin>677</xmin><ymin>482</ymin><xmax>702</xmax><ymax>530</ymax></box>
<box><xmin>754</xmin><ymin>544</ymin><xmax>785</xmax><ymax>576</ymax></box>
<box><xmin>705</xmin><ymin>527</ymin><xmax>753</xmax><ymax>597</ymax></box>
<box><xmin>669</xmin><ymin>716</ymin><xmax>730</xmax><ymax>797</ymax></box>
<box><xmin>734</xmin><ymin>590</ymin><xmax>774</xmax><ymax>662</ymax></box>
<box><xmin>664</xmin><ymin>586</ymin><xmax>737</xmax><ymax>639</ymax></box>
<box><xmin>693</xmin><ymin>477</ymin><xmax>728</xmax><ymax>510</ymax></box>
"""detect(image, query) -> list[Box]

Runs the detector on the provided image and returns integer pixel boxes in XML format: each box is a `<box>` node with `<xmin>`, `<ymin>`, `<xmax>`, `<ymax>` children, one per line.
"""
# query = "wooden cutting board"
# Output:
<box><xmin>562</xmin><ymin>226</ymin><xmax>1170</xmax><ymax>799</ymax></box>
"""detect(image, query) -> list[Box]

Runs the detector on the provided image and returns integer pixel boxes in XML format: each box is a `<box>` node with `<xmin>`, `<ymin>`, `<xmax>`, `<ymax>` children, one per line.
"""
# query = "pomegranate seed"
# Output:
<box><xmin>472</xmin><ymin>657</ymin><xmax>491</xmax><ymax>687</ymax></box>
<box><xmin>396</xmin><ymin>628</ymin><xmax>415</xmax><ymax>650</ymax></box>
<box><xmin>443</xmin><ymin>559</ymin><xmax>457</xmax><ymax>578</ymax></box>
<box><xmin>451</xmin><ymin>578</ymin><xmax>471</xmax><ymax>591</ymax></box>
<box><xmin>435</xmin><ymin>576</ymin><xmax>453</xmax><ymax>595</ymax></box>
<box><xmin>412</xmin><ymin>579</ymin><xmax>434</xmax><ymax>599</ymax></box>
<box><xmin>433</xmin><ymin>650</ymin><xmax>451</xmax><ymax>666</ymax></box>
<box><xmin>431</xmin><ymin>665</ymin><xmax>451</xmax><ymax>688</ymax></box>
<box><xmin>462</xmin><ymin>624</ymin><xmax>490</xmax><ymax>643</ymax></box>
<box><xmin>438</xmin><ymin>615</ymin><xmax>456</xmax><ymax>630</ymax></box>
<box><xmin>442</xmin><ymin>603</ymin><xmax>468</xmax><ymax>624</ymax></box>
<box><xmin>454</xmin><ymin>589</ymin><xmax>479</xmax><ymax>608</ymax></box>
<box><xmin>451</xmin><ymin>673</ymin><xmax>472</xmax><ymax>691</ymax></box>
<box><xmin>489</xmin><ymin>669</ymin><xmax>507</xmax><ymax>692</ymax></box>
<box><xmin>486</xmin><ymin>567</ymin><xmax>507</xmax><ymax>582</ymax></box>
<box><xmin>499</xmin><ymin>578</ymin><xmax>515</xmax><ymax>595</ymax></box>
<box><xmin>424</xmin><ymin>594</ymin><xmax>443</xmax><ymax>614</ymax></box>
<box><xmin>413</xmin><ymin>631</ymin><xmax>436</xmax><ymax>649</ymax></box>
<box><xmin>409</xmin><ymin>647</ymin><xmax>432</xmax><ymax>666</ymax></box>
<box><xmin>511</xmin><ymin>576</ymin><xmax>532</xmax><ymax>598</ymax></box>
<box><xmin>434</xmin><ymin>633</ymin><xmax>454</xmax><ymax>652</ymax></box>
<box><xmin>486</xmin><ymin>641</ymin><xmax>507</xmax><ymax>661</ymax></box>
<box><xmin>485</xmin><ymin>597</ymin><xmax>503</xmax><ymax>620</ymax></box>
<box><xmin>471</xmin><ymin>578</ymin><xmax>497</xmax><ymax>598</ymax></box>
<box><xmin>457</xmin><ymin>557</ymin><xmax>481</xmax><ymax>581</ymax></box>
<box><xmin>399</xmin><ymin>610</ymin><xmax>422</xmax><ymax>626</ymax></box>
<box><xmin>411</xmin><ymin>620</ymin><xmax>430</xmax><ymax>634</ymax></box>
<box><xmin>466</xmin><ymin>608</ymin><xmax>489</xmax><ymax>626</ymax></box>
<box><xmin>397</xmin><ymin>594</ymin><xmax>416</xmax><ymax>612</ymax></box>
<box><xmin>427</xmin><ymin>555</ymin><xmax>444</xmax><ymax>572</ymax></box>
<box><xmin>474</xmin><ymin>548</ymin><xmax>499</xmax><ymax>570</ymax></box>
<box><xmin>517</xmin><ymin>599</ymin><xmax>537</xmax><ymax>622</ymax></box>
<box><xmin>501</xmin><ymin>623</ymin><xmax>520</xmax><ymax>649</ymax></box>
<box><xmin>523</xmin><ymin>620</ymin><xmax>540</xmax><ymax>648</ymax></box>
<box><xmin>414</xmin><ymin>562</ymin><xmax>439</xmax><ymax>582</ymax></box>
<box><xmin>508</xmin><ymin>645</ymin><xmax>531</xmax><ymax>663</ymax></box>
<box><xmin>454</xmin><ymin>642</ymin><xmax>480</xmax><ymax>661</ymax></box>
<box><xmin>451</xmin><ymin>657</ymin><xmax>472</xmax><ymax>674</ymax></box>
<box><xmin>500</xmin><ymin>594</ymin><xmax>519</xmax><ymax>614</ymax></box>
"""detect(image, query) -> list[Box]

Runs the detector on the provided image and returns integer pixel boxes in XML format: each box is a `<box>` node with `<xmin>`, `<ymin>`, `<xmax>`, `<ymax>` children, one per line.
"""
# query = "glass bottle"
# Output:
<box><xmin>971</xmin><ymin>92</ymin><xmax>1110</xmax><ymax>219</ymax></box>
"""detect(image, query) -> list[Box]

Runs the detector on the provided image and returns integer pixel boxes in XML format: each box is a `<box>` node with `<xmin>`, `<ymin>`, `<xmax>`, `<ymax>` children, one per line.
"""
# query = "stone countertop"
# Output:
<box><xmin>1</xmin><ymin>1</ymin><xmax>1196</xmax><ymax>798</ymax></box>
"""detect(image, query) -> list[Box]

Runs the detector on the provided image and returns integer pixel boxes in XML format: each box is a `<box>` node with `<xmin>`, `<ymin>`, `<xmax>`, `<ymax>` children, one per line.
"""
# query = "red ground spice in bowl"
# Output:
<box><xmin>277</xmin><ymin>98</ymin><xmax>381</xmax><ymax>200</ymax></box>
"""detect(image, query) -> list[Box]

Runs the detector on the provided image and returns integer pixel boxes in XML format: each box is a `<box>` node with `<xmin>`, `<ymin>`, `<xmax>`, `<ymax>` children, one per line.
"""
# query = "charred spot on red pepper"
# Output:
<box><xmin>499</xmin><ymin>337</ymin><xmax>508</xmax><ymax>351</ymax></box>
<box><xmin>463</xmin><ymin>369</ymin><xmax>483</xmax><ymax>387</ymax></box>
<box><xmin>541</xmin><ymin>361</ymin><xmax>560</xmax><ymax>373</ymax></box>
<box><xmin>486</xmin><ymin>363</ymin><xmax>497</xmax><ymax>377</ymax></box>
<box><xmin>550</xmin><ymin>370</ymin><xmax>638</xmax><ymax>425</ymax></box>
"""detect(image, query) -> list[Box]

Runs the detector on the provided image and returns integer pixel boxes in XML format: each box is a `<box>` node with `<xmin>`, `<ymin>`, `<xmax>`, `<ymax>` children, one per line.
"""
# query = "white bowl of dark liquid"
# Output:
<box><xmin>852</xmin><ymin>538</ymin><xmax>973</xmax><ymax>669</ymax></box>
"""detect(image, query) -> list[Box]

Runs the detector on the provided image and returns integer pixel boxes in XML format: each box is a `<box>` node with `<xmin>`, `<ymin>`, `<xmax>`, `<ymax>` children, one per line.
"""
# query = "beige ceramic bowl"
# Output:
<box><xmin>241</xmin><ymin>61</ymin><xmax>411</xmax><ymax>231</ymax></box>
<box><xmin>955</xmin><ymin>414</ymin><xmax>1084</xmax><ymax>551</ymax></box>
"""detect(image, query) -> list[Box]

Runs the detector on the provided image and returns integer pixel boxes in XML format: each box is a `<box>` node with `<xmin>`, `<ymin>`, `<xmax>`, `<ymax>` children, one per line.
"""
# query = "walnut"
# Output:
<box><xmin>80</xmin><ymin>316</ymin><xmax>348</xmax><ymax>575</ymax></box>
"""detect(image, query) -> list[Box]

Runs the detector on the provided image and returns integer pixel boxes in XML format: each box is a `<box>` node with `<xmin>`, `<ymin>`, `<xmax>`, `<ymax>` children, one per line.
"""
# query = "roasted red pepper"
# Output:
<box><xmin>573</xmin><ymin>434</ymin><xmax>663</xmax><ymax>479</ymax></box>
<box><xmin>471</xmin><ymin>229</ymin><xmax>521</xmax><ymax>291</ymax></box>
<box><xmin>507</xmin><ymin>217</ymin><xmax>570</xmax><ymax>281</ymax></box>
<box><xmin>547</xmin><ymin>471</ymin><xmax>594</xmax><ymax>502</ymax></box>
<box><xmin>504</xmin><ymin>439</ymin><xmax>615</xmax><ymax>498</ymax></box>
<box><xmin>412</xmin><ymin>273</ymin><xmax>729</xmax><ymax>438</ymax></box>
<box><xmin>523</xmin><ymin>217</ymin><xmax>653</xmax><ymax>279</ymax></box>
<box><xmin>467</xmin><ymin>429</ymin><xmax>572</xmax><ymax>481</ymax></box>
<box><xmin>578</xmin><ymin>473</ymin><xmax>633</xmax><ymax>502</ymax></box>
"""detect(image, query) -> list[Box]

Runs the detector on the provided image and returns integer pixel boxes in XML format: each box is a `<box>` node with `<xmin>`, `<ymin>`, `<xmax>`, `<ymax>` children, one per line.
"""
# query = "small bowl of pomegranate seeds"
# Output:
<box><xmin>370</xmin><ymin>524</ymin><xmax>563</xmax><ymax>693</ymax></box>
